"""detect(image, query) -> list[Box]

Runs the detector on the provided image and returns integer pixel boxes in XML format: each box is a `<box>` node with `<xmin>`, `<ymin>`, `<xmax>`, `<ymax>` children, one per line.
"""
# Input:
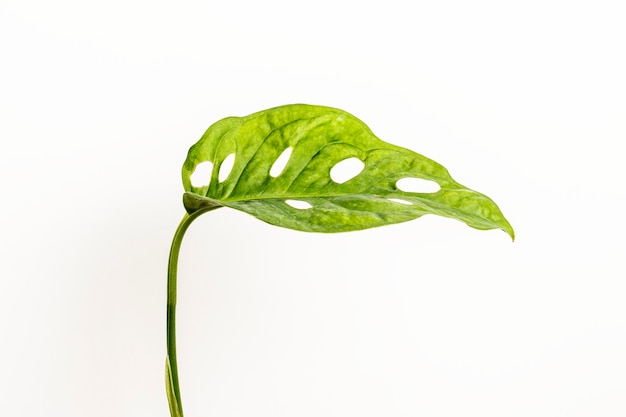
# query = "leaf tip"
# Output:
<box><xmin>507</xmin><ymin>228</ymin><xmax>516</xmax><ymax>242</ymax></box>
<box><xmin>502</xmin><ymin>221</ymin><xmax>515</xmax><ymax>242</ymax></box>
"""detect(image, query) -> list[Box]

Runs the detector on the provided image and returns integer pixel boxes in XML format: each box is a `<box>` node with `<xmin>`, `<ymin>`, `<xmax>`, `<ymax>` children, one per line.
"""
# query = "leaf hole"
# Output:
<box><xmin>330</xmin><ymin>157</ymin><xmax>364</xmax><ymax>184</ymax></box>
<box><xmin>285</xmin><ymin>199</ymin><xmax>312</xmax><ymax>210</ymax></box>
<box><xmin>218</xmin><ymin>153</ymin><xmax>236</xmax><ymax>182</ymax></box>
<box><xmin>190</xmin><ymin>161</ymin><xmax>213</xmax><ymax>188</ymax></box>
<box><xmin>270</xmin><ymin>147</ymin><xmax>293</xmax><ymax>178</ymax></box>
<box><xmin>396</xmin><ymin>177</ymin><xmax>440</xmax><ymax>193</ymax></box>
<box><xmin>387</xmin><ymin>198</ymin><xmax>413</xmax><ymax>205</ymax></box>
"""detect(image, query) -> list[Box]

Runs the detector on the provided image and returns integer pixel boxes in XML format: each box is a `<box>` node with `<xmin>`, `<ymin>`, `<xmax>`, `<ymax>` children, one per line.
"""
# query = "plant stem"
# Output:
<box><xmin>166</xmin><ymin>207</ymin><xmax>219</xmax><ymax>417</ymax></box>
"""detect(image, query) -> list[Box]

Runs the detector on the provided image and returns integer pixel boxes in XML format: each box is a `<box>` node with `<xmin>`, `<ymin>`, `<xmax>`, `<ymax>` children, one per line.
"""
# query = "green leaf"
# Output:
<box><xmin>182</xmin><ymin>104</ymin><xmax>514</xmax><ymax>239</ymax></box>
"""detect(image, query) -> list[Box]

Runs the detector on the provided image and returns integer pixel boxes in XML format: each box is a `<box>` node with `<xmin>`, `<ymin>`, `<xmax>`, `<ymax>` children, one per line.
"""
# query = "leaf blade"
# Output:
<box><xmin>182</xmin><ymin>104</ymin><xmax>514</xmax><ymax>239</ymax></box>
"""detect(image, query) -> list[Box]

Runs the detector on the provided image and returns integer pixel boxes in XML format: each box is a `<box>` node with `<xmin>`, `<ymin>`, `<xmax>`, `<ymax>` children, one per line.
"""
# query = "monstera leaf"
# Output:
<box><xmin>181</xmin><ymin>104</ymin><xmax>514</xmax><ymax>238</ymax></box>
<box><xmin>166</xmin><ymin>104</ymin><xmax>515</xmax><ymax>417</ymax></box>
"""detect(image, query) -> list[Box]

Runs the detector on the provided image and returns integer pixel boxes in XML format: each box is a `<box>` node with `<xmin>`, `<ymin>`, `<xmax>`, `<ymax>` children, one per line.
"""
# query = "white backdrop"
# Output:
<box><xmin>1</xmin><ymin>1</ymin><xmax>625</xmax><ymax>416</ymax></box>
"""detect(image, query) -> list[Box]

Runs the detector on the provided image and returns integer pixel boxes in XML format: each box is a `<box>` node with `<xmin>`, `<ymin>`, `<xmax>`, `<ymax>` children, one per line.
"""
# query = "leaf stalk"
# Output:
<box><xmin>166</xmin><ymin>205</ymin><xmax>220</xmax><ymax>417</ymax></box>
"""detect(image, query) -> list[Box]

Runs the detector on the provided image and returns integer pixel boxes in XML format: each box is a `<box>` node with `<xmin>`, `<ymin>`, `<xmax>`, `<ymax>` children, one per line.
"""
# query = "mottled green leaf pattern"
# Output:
<box><xmin>182</xmin><ymin>104</ymin><xmax>514</xmax><ymax>239</ymax></box>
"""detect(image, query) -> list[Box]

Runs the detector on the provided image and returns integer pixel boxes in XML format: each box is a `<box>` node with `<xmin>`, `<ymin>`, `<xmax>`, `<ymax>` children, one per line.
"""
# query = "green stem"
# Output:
<box><xmin>166</xmin><ymin>207</ymin><xmax>219</xmax><ymax>417</ymax></box>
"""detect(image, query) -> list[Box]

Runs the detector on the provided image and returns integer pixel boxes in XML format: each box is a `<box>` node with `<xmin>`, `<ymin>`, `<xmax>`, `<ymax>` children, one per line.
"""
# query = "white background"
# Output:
<box><xmin>1</xmin><ymin>1</ymin><xmax>625</xmax><ymax>416</ymax></box>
